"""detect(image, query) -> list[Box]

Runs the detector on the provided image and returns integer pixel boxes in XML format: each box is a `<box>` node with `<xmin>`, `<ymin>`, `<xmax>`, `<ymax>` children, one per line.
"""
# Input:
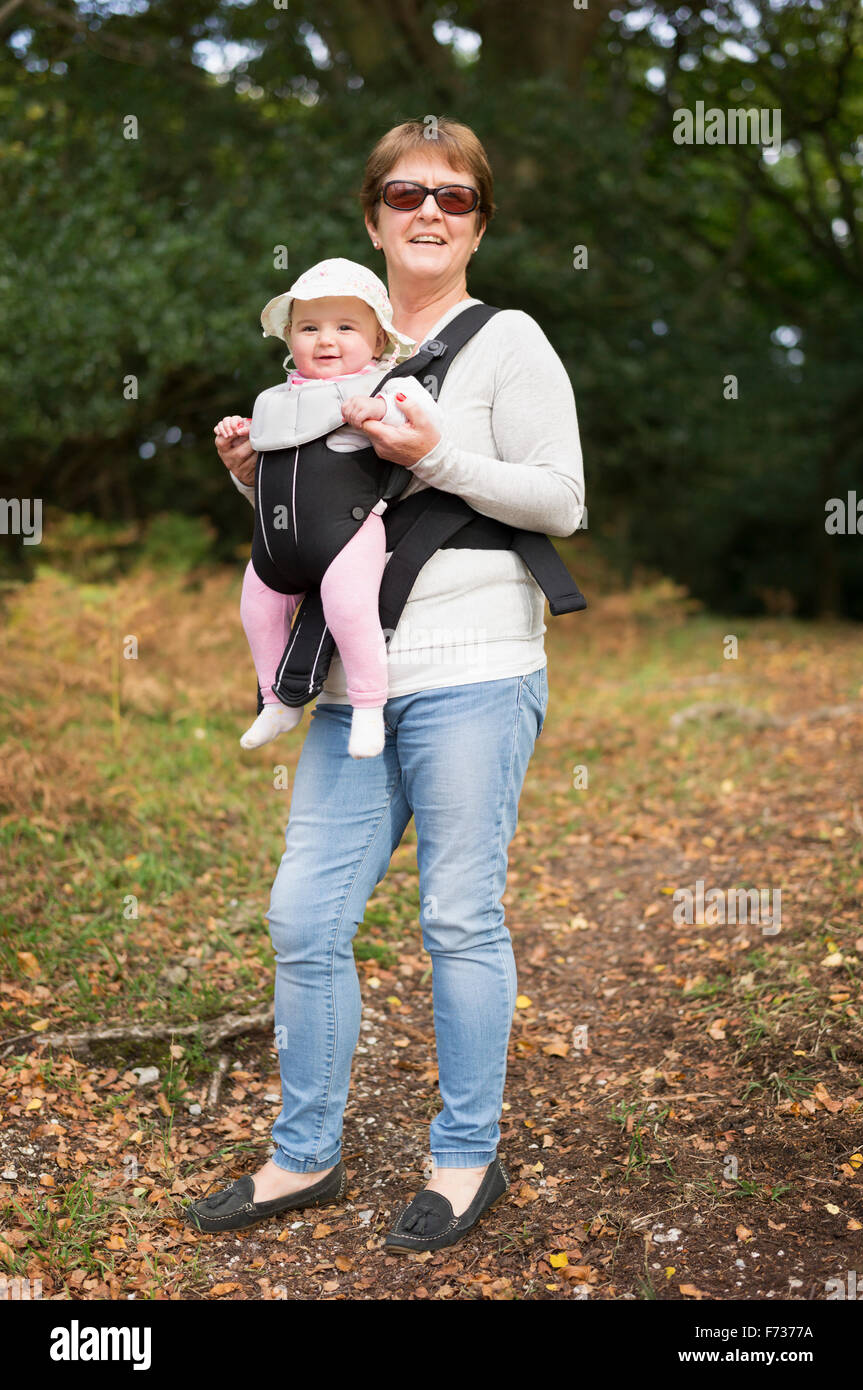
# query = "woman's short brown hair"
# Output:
<box><xmin>360</xmin><ymin>117</ymin><xmax>495</xmax><ymax>230</ymax></box>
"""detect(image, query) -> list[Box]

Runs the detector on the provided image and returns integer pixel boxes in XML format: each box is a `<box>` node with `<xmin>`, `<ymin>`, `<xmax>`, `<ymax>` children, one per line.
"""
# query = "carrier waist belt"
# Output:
<box><xmin>271</xmin><ymin>487</ymin><xmax>587</xmax><ymax>706</ymax></box>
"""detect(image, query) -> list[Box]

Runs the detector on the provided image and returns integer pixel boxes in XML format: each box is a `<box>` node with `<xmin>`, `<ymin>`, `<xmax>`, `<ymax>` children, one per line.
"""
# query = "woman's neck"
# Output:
<box><xmin>387</xmin><ymin>278</ymin><xmax>473</xmax><ymax>348</ymax></box>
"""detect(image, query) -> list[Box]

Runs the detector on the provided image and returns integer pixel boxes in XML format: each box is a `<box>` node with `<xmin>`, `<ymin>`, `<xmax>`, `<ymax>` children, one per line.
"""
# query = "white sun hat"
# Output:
<box><xmin>259</xmin><ymin>257</ymin><xmax>416</xmax><ymax>366</ymax></box>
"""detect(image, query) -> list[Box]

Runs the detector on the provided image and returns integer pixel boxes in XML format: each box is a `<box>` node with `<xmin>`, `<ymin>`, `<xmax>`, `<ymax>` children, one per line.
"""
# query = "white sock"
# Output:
<box><xmin>348</xmin><ymin>706</ymin><xmax>386</xmax><ymax>759</ymax></box>
<box><xmin>240</xmin><ymin>703</ymin><xmax>304</xmax><ymax>750</ymax></box>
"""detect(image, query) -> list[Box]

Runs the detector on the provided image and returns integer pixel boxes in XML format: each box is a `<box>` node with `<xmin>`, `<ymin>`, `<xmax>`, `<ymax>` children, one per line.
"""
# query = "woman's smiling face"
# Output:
<box><xmin>366</xmin><ymin>155</ymin><xmax>485</xmax><ymax>287</ymax></box>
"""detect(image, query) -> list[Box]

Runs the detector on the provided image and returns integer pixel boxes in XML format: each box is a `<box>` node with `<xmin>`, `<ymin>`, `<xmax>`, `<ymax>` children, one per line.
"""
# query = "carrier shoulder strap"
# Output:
<box><xmin>368</xmin><ymin>302</ymin><xmax>503</xmax><ymax>505</ymax></box>
<box><xmin>374</xmin><ymin>299</ymin><xmax>586</xmax><ymax>627</ymax></box>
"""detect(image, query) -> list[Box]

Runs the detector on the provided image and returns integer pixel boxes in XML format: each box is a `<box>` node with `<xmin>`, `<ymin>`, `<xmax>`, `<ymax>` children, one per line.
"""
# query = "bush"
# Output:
<box><xmin>136</xmin><ymin>512</ymin><xmax>217</xmax><ymax>573</ymax></box>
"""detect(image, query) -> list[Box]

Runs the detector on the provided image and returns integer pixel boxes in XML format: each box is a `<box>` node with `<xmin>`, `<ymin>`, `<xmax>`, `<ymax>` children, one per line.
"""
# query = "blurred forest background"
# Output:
<box><xmin>1</xmin><ymin>0</ymin><xmax>861</xmax><ymax>617</ymax></box>
<box><xmin>2</xmin><ymin>3</ymin><xmax>863</xmax><ymax>1305</ymax></box>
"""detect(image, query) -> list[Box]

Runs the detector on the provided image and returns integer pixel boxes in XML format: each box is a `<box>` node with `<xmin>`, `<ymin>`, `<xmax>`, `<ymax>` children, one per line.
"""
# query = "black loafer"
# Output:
<box><xmin>184</xmin><ymin>1160</ymin><xmax>347</xmax><ymax>1234</ymax></box>
<box><xmin>384</xmin><ymin>1156</ymin><xmax>510</xmax><ymax>1253</ymax></box>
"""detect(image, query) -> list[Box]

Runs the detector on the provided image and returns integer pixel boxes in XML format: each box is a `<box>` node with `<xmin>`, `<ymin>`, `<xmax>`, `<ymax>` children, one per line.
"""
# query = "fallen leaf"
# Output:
<box><xmin>569</xmin><ymin>915</ymin><xmax>594</xmax><ymax>931</ymax></box>
<box><xmin>513</xmin><ymin>1184</ymin><xmax>539</xmax><ymax>1207</ymax></box>
<box><xmin>813</xmin><ymin>1083</ymin><xmax>842</xmax><ymax>1114</ymax></box>
<box><xmin>17</xmin><ymin>952</ymin><xmax>40</xmax><ymax>979</ymax></box>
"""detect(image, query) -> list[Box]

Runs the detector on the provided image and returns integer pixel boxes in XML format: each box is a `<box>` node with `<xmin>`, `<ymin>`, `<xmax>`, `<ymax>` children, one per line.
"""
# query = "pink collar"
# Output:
<box><xmin>289</xmin><ymin>362</ymin><xmax>383</xmax><ymax>386</ymax></box>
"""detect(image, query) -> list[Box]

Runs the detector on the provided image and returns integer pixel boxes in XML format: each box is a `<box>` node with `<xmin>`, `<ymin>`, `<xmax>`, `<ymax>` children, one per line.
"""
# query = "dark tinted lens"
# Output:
<box><xmin>384</xmin><ymin>182</ymin><xmax>425</xmax><ymax>210</ymax></box>
<box><xmin>437</xmin><ymin>185</ymin><xmax>478</xmax><ymax>213</ymax></box>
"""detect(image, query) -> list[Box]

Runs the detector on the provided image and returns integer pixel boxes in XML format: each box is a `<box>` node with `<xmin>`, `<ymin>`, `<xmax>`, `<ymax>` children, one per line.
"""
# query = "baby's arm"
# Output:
<box><xmin>338</xmin><ymin>396</ymin><xmax>388</xmax><ymax>430</ymax></box>
<box><xmin>215</xmin><ymin>415</ymin><xmax>256</xmax><ymax>500</ymax></box>
<box><xmin>377</xmin><ymin>375</ymin><xmax>443</xmax><ymax>430</ymax></box>
<box><xmin>339</xmin><ymin>375</ymin><xmax>443</xmax><ymax>433</ymax></box>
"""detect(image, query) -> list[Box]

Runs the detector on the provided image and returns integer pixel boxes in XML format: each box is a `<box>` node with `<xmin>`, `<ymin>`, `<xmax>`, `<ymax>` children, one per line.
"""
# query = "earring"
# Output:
<box><xmin>373</xmin><ymin>240</ymin><xmax>380</xmax><ymax>249</ymax></box>
<box><xmin>473</xmin><ymin>245</ymin><xmax>479</xmax><ymax>252</ymax></box>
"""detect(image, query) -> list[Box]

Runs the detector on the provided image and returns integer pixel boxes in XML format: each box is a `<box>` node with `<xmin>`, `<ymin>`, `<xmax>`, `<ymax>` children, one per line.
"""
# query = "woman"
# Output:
<box><xmin>188</xmin><ymin>117</ymin><xmax>585</xmax><ymax>1253</ymax></box>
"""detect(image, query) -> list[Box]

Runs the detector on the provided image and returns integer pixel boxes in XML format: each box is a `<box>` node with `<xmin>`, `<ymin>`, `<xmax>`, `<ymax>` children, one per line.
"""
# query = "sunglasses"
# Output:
<box><xmin>379</xmin><ymin>180</ymin><xmax>481</xmax><ymax>215</ymax></box>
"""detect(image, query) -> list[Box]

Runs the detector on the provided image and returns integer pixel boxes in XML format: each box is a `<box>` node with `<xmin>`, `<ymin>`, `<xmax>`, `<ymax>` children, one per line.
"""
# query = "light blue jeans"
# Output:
<box><xmin>265</xmin><ymin>665</ymin><xmax>549</xmax><ymax>1173</ymax></box>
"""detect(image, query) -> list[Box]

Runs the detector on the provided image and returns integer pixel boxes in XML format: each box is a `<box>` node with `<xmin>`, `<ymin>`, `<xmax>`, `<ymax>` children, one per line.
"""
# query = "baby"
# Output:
<box><xmin>216</xmin><ymin>259</ymin><xmax>441</xmax><ymax>759</ymax></box>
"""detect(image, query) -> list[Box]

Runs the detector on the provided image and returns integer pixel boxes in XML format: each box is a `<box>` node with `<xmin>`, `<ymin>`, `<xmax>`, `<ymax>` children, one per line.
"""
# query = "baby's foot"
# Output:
<box><xmin>240</xmin><ymin>704</ymin><xmax>304</xmax><ymax>749</ymax></box>
<box><xmin>348</xmin><ymin>707</ymin><xmax>386</xmax><ymax>759</ymax></box>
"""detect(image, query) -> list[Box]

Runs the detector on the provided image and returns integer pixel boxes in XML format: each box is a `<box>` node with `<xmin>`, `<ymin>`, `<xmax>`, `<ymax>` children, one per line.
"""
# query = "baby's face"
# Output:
<box><xmin>288</xmin><ymin>296</ymin><xmax>386</xmax><ymax>378</ymax></box>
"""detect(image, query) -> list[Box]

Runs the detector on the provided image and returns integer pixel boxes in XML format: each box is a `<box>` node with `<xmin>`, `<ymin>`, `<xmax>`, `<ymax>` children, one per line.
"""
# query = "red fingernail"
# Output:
<box><xmin>396</xmin><ymin>393</ymin><xmax>405</xmax><ymax>401</ymax></box>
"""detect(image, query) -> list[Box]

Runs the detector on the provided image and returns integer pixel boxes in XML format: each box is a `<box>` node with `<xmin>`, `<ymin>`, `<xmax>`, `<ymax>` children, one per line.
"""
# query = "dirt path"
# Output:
<box><xmin>2</xmin><ymin>578</ymin><xmax>861</xmax><ymax>1300</ymax></box>
<box><xmin>164</xmin><ymin>752</ymin><xmax>862</xmax><ymax>1300</ymax></box>
<box><xmin>166</xmin><ymin>681</ymin><xmax>862</xmax><ymax>1300</ymax></box>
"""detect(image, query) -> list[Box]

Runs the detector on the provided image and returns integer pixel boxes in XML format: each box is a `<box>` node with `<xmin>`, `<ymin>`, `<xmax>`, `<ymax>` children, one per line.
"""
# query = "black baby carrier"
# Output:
<box><xmin>250</xmin><ymin>303</ymin><xmax>587</xmax><ymax>711</ymax></box>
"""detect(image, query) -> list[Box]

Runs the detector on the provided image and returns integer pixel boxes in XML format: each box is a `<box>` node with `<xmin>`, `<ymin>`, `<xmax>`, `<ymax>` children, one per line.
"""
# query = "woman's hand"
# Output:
<box><xmin>214</xmin><ymin>416</ymin><xmax>256</xmax><ymax>487</ymax></box>
<box><xmin>355</xmin><ymin>394</ymin><xmax>441</xmax><ymax>468</ymax></box>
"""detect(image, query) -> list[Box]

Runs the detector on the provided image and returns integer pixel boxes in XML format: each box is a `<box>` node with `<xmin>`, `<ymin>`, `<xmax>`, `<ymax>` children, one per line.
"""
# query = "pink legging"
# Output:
<box><xmin>240</xmin><ymin>511</ymin><xmax>388</xmax><ymax>709</ymax></box>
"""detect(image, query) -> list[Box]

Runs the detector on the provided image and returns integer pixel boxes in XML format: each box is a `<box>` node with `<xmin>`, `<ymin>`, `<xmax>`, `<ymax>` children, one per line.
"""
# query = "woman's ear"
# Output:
<box><xmin>365</xmin><ymin>212</ymin><xmax>381</xmax><ymax>250</ymax></box>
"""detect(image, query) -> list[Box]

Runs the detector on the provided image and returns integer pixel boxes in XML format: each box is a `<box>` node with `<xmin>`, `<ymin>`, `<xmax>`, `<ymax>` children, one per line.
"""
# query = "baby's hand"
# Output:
<box><xmin>340</xmin><ymin>396</ymin><xmax>387</xmax><ymax>430</ymax></box>
<box><xmin>215</xmin><ymin>415</ymin><xmax>252</xmax><ymax>441</ymax></box>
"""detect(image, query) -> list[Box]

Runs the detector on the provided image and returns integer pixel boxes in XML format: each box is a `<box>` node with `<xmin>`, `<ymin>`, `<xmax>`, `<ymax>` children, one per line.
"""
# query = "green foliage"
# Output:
<box><xmin>1</xmin><ymin>1</ymin><xmax>861</xmax><ymax>614</ymax></box>
<box><xmin>137</xmin><ymin>512</ymin><xmax>217</xmax><ymax>572</ymax></box>
<box><xmin>27</xmin><ymin>509</ymin><xmax>141</xmax><ymax>583</ymax></box>
<box><xmin>2</xmin><ymin>508</ymin><xmax>217</xmax><ymax>582</ymax></box>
